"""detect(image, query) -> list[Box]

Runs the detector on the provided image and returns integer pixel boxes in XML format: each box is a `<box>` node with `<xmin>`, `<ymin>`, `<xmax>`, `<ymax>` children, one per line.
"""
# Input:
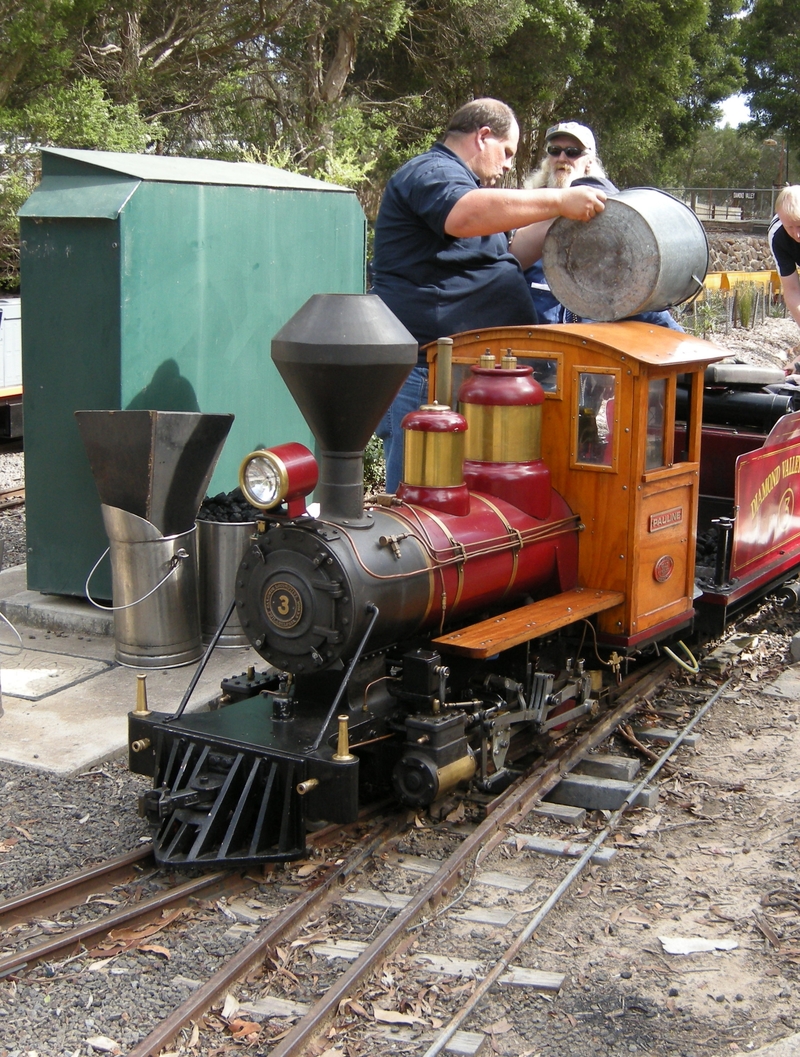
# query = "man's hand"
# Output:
<box><xmin>558</xmin><ymin>186</ymin><xmax>607</xmax><ymax>221</ymax></box>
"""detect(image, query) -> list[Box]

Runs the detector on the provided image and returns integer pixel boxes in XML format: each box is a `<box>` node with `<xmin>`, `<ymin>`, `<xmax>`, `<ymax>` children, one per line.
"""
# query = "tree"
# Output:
<box><xmin>551</xmin><ymin>0</ymin><xmax>745</xmax><ymax>187</ymax></box>
<box><xmin>739</xmin><ymin>0</ymin><xmax>800</xmax><ymax>146</ymax></box>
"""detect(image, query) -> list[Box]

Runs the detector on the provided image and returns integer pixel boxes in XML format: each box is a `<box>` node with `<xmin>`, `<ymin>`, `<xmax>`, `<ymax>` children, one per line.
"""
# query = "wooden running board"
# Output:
<box><xmin>431</xmin><ymin>588</ymin><xmax>625</xmax><ymax>659</ymax></box>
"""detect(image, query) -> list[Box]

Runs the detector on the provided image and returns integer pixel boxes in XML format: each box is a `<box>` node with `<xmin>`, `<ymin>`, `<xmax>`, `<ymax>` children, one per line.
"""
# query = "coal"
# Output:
<box><xmin>197</xmin><ymin>488</ymin><xmax>262</xmax><ymax>523</ymax></box>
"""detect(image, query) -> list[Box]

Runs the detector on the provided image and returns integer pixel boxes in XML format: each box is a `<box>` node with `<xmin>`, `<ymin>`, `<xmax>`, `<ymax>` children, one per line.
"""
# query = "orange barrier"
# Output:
<box><xmin>697</xmin><ymin>270</ymin><xmax>782</xmax><ymax>300</ymax></box>
<box><xmin>719</xmin><ymin>270</ymin><xmax>780</xmax><ymax>291</ymax></box>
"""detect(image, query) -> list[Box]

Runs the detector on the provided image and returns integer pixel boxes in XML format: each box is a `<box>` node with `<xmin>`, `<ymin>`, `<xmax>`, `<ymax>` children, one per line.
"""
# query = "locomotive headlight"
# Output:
<box><xmin>241</xmin><ymin>452</ymin><xmax>284</xmax><ymax>508</ymax></box>
<box><xmin>239</xmin><ymin>443</ymin><xmax>318</xmax><ymax>513</ymax></box>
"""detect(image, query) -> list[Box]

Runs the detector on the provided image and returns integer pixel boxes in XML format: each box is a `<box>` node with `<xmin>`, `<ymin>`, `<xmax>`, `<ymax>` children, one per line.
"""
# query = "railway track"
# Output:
<box><xmin>2</xmin><ymin>657</ymin><xmax>721</xmax><ymax>1056</ymax></box>
<box><xmin>0</xmin><ymin>484</ymin><xmax>24</xmax><ymax>511</ymax></box>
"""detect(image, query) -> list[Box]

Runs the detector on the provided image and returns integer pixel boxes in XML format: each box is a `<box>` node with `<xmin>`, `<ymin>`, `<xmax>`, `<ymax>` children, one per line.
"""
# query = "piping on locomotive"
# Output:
<box><xmin>128</xmin><ymin>295</ymin><xmax>800</xmax><ymax>867</ymax></box>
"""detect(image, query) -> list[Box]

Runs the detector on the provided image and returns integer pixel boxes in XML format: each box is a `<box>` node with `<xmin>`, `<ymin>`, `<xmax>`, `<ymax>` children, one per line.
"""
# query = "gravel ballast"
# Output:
<box><xmin>2</xmin><ymin>313</ymin><xmax>800</xmax><ymax>1056</ymax></box>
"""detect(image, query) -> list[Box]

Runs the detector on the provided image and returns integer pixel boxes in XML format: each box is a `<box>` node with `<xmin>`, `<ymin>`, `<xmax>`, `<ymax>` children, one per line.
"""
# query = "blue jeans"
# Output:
<box><xmin>375</xmin><ymin>364</ymin><xmax>429</xmax><ymax>493</ymax></box>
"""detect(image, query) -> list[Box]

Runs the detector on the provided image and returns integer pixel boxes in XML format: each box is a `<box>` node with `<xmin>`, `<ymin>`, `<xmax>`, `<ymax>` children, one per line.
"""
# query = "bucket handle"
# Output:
<box><xmin>683</xmin><ymin>274</ymin><xmax>706</xmax><ymax>306</ymax></box>
<box><xmin>85</xmin><ymin>547</ymin><xmax>192</xmax><ymax>612</ymax></box>
<box><xmin>0</xmin><ymin>610</ymin><xmax>23</xmax><ymax>657</ymax></box>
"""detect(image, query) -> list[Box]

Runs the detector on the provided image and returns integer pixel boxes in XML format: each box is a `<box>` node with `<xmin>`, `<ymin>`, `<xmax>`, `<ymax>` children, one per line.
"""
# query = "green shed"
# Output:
<box><xmin>19</xmin><ymin>148</ymin><xmax>366</xmax><ymax>597</ymax></box>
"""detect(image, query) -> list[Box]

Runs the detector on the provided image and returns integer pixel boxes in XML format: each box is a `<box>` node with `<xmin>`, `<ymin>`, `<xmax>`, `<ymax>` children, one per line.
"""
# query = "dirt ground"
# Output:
<box><xmin>457</xmin><ymin>598</ymin><xmax>800</xmax><ymax>1057</ymax></box>
<box><xmin>707</xmin><ymin>313</ymin><xmax>800</xmax><ymax>370</ymax></box>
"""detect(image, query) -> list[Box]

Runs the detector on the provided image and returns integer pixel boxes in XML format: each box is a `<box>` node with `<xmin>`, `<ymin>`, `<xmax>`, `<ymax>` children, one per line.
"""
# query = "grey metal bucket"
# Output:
<box><xmin>101</xmin><ymin>504</ymin><xmax>202</xmax><ymax>668</ymax></box>
<box><xmin>196</xmin><ymin>519</ymin><xmax>255</xmax><ymax>647</ymax></box>
<box><xmin>542</xmin><ymin>187</ymin><xmax>709</xmax><ymax>322</ymax></box>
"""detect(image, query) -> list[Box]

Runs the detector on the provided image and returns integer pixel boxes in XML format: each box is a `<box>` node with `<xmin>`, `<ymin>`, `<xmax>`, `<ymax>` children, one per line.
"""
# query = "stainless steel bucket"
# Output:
<box><xmin>101</xmin><ymin>504</ymin><xmax>202</xmax><ymax>668</ymax></box>
<box><xmin>542</xmin><ymin>187</ymin><xmax>709</xmax><ymax>321</ymax></box>
<box><xmin>196</xmin><ymin>519</ymin><xmax>255</xmax><ymax>647</ymax></box>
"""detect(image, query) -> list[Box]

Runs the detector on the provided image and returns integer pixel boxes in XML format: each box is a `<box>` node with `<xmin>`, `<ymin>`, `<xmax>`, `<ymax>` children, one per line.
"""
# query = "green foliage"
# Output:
<box><xmin>363</xmin><ymin>433</ymin><xmax>386</xmax><ymax>494</ymax></box>
<box><xmin>739</xmin><ymin>0</ymin><xmax>800</xmax><ymax>145</ymax></box>
<box><xmin>0</xmin><ymin>77</ymin><xmax>161</xmax><ymax>290</ymax></box>
<box><xmin>8</xmin><ymin>78</ymin><xmax>159</xmax><ymax>151</ymax></box>
<box><xmin>684</xmin><ymin>292</ymin><xmax>729</xmax><ymax>338</ymax></box>
<box><xmin>734</xmin><ymin>283</ymin><xmax>759</xmax><ymax>329</ymax></box>
<box><xmin>663</xmin><ymin>123</ymin><xmax>788</xmax><ymax>189</ymax></box>
<box><xmin>0</xmin><ymin>0</ymin><xmax>779</xmax><ymax>291</ymax></box>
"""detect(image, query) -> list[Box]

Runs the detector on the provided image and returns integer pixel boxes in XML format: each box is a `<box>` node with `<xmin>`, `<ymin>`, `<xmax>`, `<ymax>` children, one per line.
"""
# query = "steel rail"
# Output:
<box><xmin>0</xmin><ymin>847</ymin><xmax>153</xmax><ymax>929</ymax></box>
<box><xmin>125</xmin><ymin>824</ymin><xmax>397</xmax><ymax>1057</ymax></box>
<box><xmin>0</xmin><ymin>485</ymin><xmax>24</xmax><ymax>511</ymax></box>
<box><xmin>118</xmin><ymin>659</ymin><xmax>667</xmax><ymax>1056</ymax></box>
<box><xmin>0</xmin><ymin>869</ymin><xmax>233</xmax><ymax>976</ymax></box>
<box><xmin>422</xmin><ymin>676</ymin><xmax>733</xmax><ymax>1056</ymax></box>
<box><xmin>264</xmin><ymin>659</ymin><xmax>671</xmax><ymax>1057</ymax></box>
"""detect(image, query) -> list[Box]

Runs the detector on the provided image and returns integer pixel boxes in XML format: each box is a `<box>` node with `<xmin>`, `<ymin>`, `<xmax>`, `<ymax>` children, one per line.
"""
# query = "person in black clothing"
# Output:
<box><xmin>370</xmin><ymin>98</ymin><xmax>607</xmax><ymax>493</ymax></box>
<box><xmin>768</xmin><ymin>186</ymin><xmax>800</xmax><ymax>334</ymax></box>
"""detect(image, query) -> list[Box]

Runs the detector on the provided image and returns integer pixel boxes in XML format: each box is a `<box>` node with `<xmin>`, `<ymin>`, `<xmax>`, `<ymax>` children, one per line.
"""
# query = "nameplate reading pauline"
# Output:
<box><xmin>649</xmin><ymin>507</ymin><xmax>683</xmax><ymax>532</ymax></box>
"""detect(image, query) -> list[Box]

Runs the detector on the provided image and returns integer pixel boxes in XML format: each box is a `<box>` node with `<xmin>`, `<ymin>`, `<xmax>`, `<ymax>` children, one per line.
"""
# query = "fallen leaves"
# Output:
<box><xmin>372</xmin><ymin>1007</ymin><xmax>418</xmax><ymax>1025</ymax></box>
<box><xmin>94</xmin><ymin>908</ymin><xmax>185</xmax><ymax>958</ymax></box>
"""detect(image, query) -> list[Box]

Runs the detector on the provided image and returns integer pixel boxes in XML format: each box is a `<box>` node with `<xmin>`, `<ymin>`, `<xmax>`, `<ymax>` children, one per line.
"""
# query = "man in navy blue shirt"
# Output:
<box><xmin>371</xmin><ymin>98</ymin><xmax>607</xmax><ymax>492</ymax></box>
<box><xmin>769</xmin><ymin>186</ymin><xmax>800</xmax><ymax>335</ymax></box>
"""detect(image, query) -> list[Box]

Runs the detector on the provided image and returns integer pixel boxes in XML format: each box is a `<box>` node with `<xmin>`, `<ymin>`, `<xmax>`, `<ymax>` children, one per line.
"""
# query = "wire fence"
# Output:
<box><xmin>663</xmin><ymin>187</ymin><xmax>780</xmax><ymax>223</ymax></box>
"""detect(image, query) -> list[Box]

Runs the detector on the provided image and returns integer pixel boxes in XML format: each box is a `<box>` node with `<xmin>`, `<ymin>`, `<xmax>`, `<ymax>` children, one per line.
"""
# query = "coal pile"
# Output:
<box><xmin>197</xmin><ymin>488</ymin><xmax>262</xmax><ymax>523</ymax></box>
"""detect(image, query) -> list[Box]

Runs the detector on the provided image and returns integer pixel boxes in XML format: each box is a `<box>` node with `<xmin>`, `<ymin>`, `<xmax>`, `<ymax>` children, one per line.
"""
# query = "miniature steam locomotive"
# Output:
<box><xmin>128</xmin><ymin>295</ymin><xmax>800</xmax><ymax>867</ymax></box>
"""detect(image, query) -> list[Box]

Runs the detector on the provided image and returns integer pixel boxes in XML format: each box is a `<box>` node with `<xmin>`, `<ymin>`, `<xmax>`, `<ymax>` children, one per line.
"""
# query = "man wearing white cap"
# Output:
<box><xmin>528</xmin><ymin>122</ymin><xmax>611</xmax><ymax>191</ymax></box>
<box><xmin>524</xmin><ymin>121</ymin><xmax>682</xmax><ymax>330</ymax></box>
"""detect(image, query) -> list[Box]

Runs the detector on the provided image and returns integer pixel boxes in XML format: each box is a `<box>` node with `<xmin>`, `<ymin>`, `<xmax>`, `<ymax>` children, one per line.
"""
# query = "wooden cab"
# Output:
<box><xmin>427</xmin><ymin>322</ymin><xmax>726</xmax><ymax>649</ymax></box>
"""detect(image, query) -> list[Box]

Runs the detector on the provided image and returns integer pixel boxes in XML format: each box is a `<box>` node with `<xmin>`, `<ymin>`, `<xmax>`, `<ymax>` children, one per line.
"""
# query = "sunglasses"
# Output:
<box><xmin>546</xmin><ymin>145</ymin><xmax>586</xmax><ymax>158</ymax></box>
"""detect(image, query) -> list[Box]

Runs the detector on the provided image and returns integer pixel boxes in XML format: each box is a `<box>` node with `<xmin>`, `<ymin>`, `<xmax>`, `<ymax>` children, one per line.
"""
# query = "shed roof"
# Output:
<box><xmin>37</xmin><ymin>147</ymin><xmax>350</xmax><ymax>192</ymax></box>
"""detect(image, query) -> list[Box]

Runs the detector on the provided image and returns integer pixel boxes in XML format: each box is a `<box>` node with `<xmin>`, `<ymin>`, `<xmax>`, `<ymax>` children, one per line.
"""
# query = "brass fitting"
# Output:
<box><xmin>135</xmin><ymin>674</ymin><xmax>150</xmax><ymax>716</ymax></box>
<box><xmin>332</xmin><ymin>714</ymin><xmax>356</xmax><ymax>762</ymax></box>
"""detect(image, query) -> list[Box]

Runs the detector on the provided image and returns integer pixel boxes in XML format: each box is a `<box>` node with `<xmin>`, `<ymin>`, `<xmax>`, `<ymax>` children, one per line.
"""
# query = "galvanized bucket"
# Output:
<box><xmin>196</xmin><ymin>519</ymin><xmax>255</xmax><ymax>647</ymax></box>
<box><xmin>101</xmin><ymin>504</ymin><xmax>202</xmax><ymax>668</ymax></box>
<box><xmin>542</xmin><ymin>187</ymin><xmax>709</xmax><ymax>322</ymax></box>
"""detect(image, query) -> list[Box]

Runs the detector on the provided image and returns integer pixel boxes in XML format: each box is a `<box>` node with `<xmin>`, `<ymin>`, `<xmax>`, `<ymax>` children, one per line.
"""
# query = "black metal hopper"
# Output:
<box><xmin>271</xmin><ymin>293</ymin><xmax>417</xmax><ymax>521</ymax></box>
<box><xmin>75</xmin><ymin>410</ymin><xmax>234</xmax><ymax>535</ymax></box>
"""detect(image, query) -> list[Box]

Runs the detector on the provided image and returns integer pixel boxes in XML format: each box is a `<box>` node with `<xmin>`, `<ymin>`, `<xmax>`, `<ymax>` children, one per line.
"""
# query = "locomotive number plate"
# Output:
<box><xmin>265</xmin><ymin>582</ymin><xmax>302</xmax><ymax>629</ymax></box>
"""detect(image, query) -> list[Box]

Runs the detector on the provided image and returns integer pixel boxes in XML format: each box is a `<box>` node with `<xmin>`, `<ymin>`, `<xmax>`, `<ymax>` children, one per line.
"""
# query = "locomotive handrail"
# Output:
<box><xmin>310</xmin><ymin>602</ymin><xmax>380</xmax><ymax>753</ymax></box>
<box><xmin>167</xmin><ymin>598</ymin><xmax>238</xmax><ymax>723</ymax></box>
<box><xmin>329</xmin><ymin>513</ymin><xmax>582</xmax><ymax>582</ymax></box>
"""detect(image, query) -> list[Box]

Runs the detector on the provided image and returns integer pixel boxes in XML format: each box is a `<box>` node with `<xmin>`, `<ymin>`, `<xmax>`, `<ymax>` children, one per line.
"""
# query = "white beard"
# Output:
<box><xmin>548</xmin><ymin>167</ymin><xmax>576</xmax><ymax>189</ymax></box>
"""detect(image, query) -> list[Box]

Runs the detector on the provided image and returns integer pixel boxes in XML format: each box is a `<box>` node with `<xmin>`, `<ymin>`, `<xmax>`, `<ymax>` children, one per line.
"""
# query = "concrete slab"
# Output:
<box><xmin>545</xmin><ymin>773</ymin><xmax>659</xmax><ymax>811</ymax></box>
<box><xmin>0</xmin><ymin>563</ymin><xmax>264</xmax><ymax>775</ymax></box>
<box><xmin>0</xmin><ymin>642</ymin><xmax>260</xmax><ymax>774</ymax></box>
<box><xmin>760</xmin><ymin>665</ymin><xmax>800</xmax><ymax>701</ymax></box>
<box><xmin>1</xmin><ymin>587</ymin><xmax>114</xmax><ymax>637</ymax></box>
<box><xmin>575</xmin><ymin>752</ymin><xmax>641</xmax><ymax>782</ymax></box>
<box><xmin>1</xmin><ymin>646</ymin><xmax>111</xmax><ymax>700</ymax></box>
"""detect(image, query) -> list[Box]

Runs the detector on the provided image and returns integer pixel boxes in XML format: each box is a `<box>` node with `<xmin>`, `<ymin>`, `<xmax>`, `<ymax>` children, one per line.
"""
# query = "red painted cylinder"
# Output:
<box><xmin>388</xmin><ymin>488</ymin><xmax>579</xmax><ymax>630</ymax></box>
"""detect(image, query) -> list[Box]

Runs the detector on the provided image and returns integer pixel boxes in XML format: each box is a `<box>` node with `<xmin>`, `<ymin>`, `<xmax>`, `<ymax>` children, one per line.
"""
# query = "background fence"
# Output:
<box><xmin>664</xmin><ymin>188</ymin><xmax>780</xmax><ymax>224</ymax></box>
